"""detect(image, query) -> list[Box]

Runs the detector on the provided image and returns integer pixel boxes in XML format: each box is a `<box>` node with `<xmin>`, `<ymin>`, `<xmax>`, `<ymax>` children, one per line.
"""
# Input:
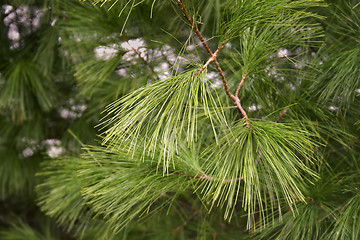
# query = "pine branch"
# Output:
<box><xmin>232</xmin><ymin>71</ymin><xmax>250</xmax><ymax>128</ymax></box>
<box><xmin>194</xmin><ymin>42</ymin><xmax>225</xmax><ymax>77</ymax></box>
<box><xmin>175</xmin><ymin>0</ymin><xmax>213</xmax><ymax>57</ymax></box>
<box><xmin>175</xmin><ymin>0</ymin><xmax>250</xmax><ymax>128</ymax></box>
<box><xmin>235</xmin><ymin>71</ymin><xmax>247</xmax><ymax>99</ymax></box>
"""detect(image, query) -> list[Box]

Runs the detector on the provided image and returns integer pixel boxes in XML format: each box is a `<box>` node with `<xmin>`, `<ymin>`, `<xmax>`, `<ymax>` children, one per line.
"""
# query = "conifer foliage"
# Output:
<box><xmin>0</xmin><ymin>0</ymin><xmax>359</xmax><ymax>239</ymax></box>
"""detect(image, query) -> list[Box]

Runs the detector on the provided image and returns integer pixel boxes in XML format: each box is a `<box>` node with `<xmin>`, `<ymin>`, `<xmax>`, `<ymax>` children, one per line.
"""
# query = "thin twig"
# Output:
<box><xmin>232</xmin><ymin>71</ymin><xmax>250</xmax><ymax>128</ymax></box>
<box><xmin>278</xmin><ymin>232</ymin><xmax>289</xmax><ymax>240</ymax></box>
<box><xmin>213</xmin><ymin>59</ymin><xmax>233</xmax><ymax>98</ymax></box>
<box><xmin>307</xmin><ymin>196</ymin><xmax>324</xmax><ymax>209</ymax></box>
<box><xmin>323</xmin><ymin>146</ymin><xmax>349</xmax><ymax>155</ymax></box>
<box><xmin>276</xmin><ymin>108</ymin><xmax>289</xmax><ymax>122</ymax></box>
<box><xmin>175</xmin><ymin>0</ymin><xmax>250</xmax><ymax>128</ymax></box>
<box><xmin>194</xmin><ymin>43</ymin><xmax>225</xmax><ymax>77</ymax></box>
<box><xmin>121</xmin><ymin>34</ymin><xmax>158</xmax><ymax>79</ymax></box>
<box><xmin>232</xmin><ymin>97</ymin><xmax>250</xmax><ymax>128</ymax></box>
<box><xmin>284</xmin><ymin>179</ymin><xmax>298</xmax><ymax>202</ymax></box>
<box><xmin>322</xmin><ymin>141</ymin><xmax>357</xmax><ymax>156</ymax></box>
<box><xmin>235</xmin><ymin>71</ymin><xmax>247</xmax><ymax>98</ymax></box>
<box><xmin>307</xmin><ymin>196</ymin><xmax>341</xmax><ymax>222</ymax></box>
<box><xmin>168</xmin><ymin>170</ymin><xmax>243</xmax><ymax>183</ymax></box>
<box><xmin>171</xmin><ymin>210</ymin><xmax>199</xmax><ymax>234</ymax></box>
<box><xmin>175</xmin><ymin>0</ymin><xmax>213</xmax><ymax>58</ymax></box>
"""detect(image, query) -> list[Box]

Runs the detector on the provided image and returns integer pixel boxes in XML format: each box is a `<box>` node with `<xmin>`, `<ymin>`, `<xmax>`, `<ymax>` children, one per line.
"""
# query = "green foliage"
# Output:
<box><xmin>78</xmin><ymin>146</ymin><xmax>191</xmax><ymax>233</ymax></box>
<box><xmin>37</xmin><ymin>146</ymin><xmax>193</xmax><ymax>238</ymax></box>
<box><xmin>331</xmin><ymin>192</ymin><xmax>360</xmax><ymax>240</ymax></box>
<box><xmin>0</xmin><ymin>218</ymin><xmax>60</xmax><ymax>240</ymax></box>
<box><xmin>37</xmin><ymin>157</ymin><xmax>95</xmax><ymax>235</ymax></box>
<box><xmin>255</xmin><ymin>168</ymin><xmax>341</xmax><ymax>239</ymax></box>
<box><xmin>220</xmin><ymin>0</ymin><xmax>325</xmax><ymax>42</ymax></box>
<box><xmin>1</xmin><ymin>0</ymin><xmax>359</xmax><ymax>239</ymax></box>
<box><xmin>309</xmin><ymin>0</ymin><xmax>360</xmax><ymax>110</ymax></box>
<box><xmin>313</xmin><ymin>47</ymin><xmax>360</xmax><ymax>109</ymax></box>
<box><xmin>101</xmin><ymin>69</ymin><xmax>228</xmax><ymax>170</ymax></box>
<box><xmin>200</xmin><ymin>120</ymin><xmax>319</xmax><ymax>224</ymax></box>
<box><xmin>0</xmin><ymin>145</ymin><xmax>40</xmax><ymax>198</ymax></box>
<box><xmin>0</xmin><ymin>61</ymin><xmax>55</xmax><ymax>123</ymax></box>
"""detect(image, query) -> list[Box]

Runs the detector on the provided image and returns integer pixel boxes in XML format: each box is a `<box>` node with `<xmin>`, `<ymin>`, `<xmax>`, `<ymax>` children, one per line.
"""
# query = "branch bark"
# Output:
<box><xmin>194</xmin><ymin>43</ymin><xmax>225</xmax><ymax>77</ymax></box>
<box><xmin>235</xmin><ymin>71</ymin><xmax>247</xmax><ymax>98</ymax></box>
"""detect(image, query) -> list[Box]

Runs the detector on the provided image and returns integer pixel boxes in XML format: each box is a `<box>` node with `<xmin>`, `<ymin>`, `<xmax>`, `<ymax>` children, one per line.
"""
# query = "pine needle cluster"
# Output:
<box><xmin>0</xmin><ymin>0</ymin><xmax>359</xmax><ymax>239</ymax></box>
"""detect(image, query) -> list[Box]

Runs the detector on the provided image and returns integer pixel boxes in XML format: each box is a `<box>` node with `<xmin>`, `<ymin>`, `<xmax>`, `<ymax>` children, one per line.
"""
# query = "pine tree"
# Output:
<box><xmin>0</xmin><ymin>0</ymin><xmax>359</xmax><ymax>239</ymax></box>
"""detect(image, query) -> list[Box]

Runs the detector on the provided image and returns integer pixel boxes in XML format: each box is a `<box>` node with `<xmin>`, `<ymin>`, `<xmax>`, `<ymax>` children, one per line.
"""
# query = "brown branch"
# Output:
<box><xmin>171</xmin><ymin>210</ymin><xmax>199</xmax><ymax>234</ymax></box>
<box><xmin>232</xmin><ymin>71</ymin><xmax>250</xmax><ymax>128</ymax></box>
<box><xmin>211</xmin><ymin>60</ymin><xmax>251</xmax><ymax>129</ymax></box>
<box><xmin>194</xmin><ymin>43</ymin><xmax>225</xmax><ymax>77</ymax></box>
<box><xmin>232</xmin><ymin>97</ymin><xmax>250</xmax><ymax>128</ymax></box>
<box><xmin>276</xmin><ymin>108</ymin><xmax>289</xmax><ymax>123</ymax></box>
<box><xmin>175</xmin><ymin>0</ymin><xmax>250</xmax><ymax>128</ymax></box>
<box><xmin>235</xmin><ymin>71</ymin><xmax>247</xmax><ymax>98</ymax></box>
<box><xmin>175</xmin><ymin>0</ymin><xmax>213</xmax><ymax>58</ymax></box>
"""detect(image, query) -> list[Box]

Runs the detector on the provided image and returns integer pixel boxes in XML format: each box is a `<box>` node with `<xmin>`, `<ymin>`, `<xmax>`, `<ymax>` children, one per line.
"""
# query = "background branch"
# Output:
<box><xmin>121</xmin><ymin>34</ymin><xmax>158</xmax><ymax>80</ymax></box>
<box><xmin>171</xmin><ymin>210</ymin><xmax>199</xmax><ymax>234</ymax></box>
